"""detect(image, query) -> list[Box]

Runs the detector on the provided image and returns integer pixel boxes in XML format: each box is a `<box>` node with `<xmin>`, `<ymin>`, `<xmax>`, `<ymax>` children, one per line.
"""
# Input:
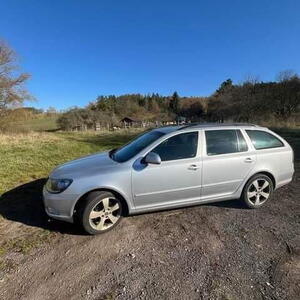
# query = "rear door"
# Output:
<box><xmin>202</xmin><ymin>129</ymin><xmax>256</xmax><ymax>199</ymax></box>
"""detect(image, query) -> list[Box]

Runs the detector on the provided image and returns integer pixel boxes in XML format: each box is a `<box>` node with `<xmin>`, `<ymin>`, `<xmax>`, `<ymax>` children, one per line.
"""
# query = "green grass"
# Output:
<box><xmin>0</xmin><ymin>130</ymin><xmax>143</xmax><ymax>195</ymax></box>
<box><xmin>12</xmin><ymin>116</ymin><xmax>59</xmax><ymax>132</ymax></box>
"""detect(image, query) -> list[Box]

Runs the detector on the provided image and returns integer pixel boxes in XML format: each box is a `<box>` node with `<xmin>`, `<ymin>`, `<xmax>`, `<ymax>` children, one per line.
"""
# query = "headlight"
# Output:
<box><xmin>45</xmin><ymin>178</ymin><xmax>73</xmax><ymax>194</ymax></box>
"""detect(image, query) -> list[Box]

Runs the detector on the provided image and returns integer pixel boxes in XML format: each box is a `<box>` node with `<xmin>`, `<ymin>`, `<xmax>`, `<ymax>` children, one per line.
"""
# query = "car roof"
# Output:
<box><xmin>155</xmin><ymin>123</ymin><xmax>265</xmax><ymax>134</ymax></box>
<box><xmin>154</xmin><ymin>125</ymin><xmax>182</xmax><ymax>133</ymax></box>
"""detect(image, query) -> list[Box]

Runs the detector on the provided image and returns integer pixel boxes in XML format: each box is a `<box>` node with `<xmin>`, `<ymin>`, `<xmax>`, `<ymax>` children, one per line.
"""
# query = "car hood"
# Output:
<box><xmin>50</xmin><ymin>151</ymin><xmax>118</xmax><ymax>178</ymax></box>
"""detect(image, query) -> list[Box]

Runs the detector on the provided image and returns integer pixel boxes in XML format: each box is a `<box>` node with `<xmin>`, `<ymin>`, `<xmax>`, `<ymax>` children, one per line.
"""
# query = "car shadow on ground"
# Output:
<box><xmin>207</xmin><ymin>199</ymin><xmax>247</xmax><ymax>209</ymax></box>
<box><xmin>0</xmin><ymin>179</ymin><xmax>84</xmax><ymax>235</ymax></box>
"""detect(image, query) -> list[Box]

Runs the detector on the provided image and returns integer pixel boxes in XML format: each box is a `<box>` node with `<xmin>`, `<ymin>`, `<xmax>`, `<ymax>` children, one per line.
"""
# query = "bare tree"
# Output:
<box><xmin>0</xmin><ymin>40</ymin><xmax>32</xmax><ymax>118</ymax></box>
<box><xmin>243</xmin><ymin>73</ymin><xmax>260</xmax><ymax>84</ymax></box>
<box><xmin>276</xmin><ymin>70</ymin><xmax>297</xmax><ymax>82</ymax></box>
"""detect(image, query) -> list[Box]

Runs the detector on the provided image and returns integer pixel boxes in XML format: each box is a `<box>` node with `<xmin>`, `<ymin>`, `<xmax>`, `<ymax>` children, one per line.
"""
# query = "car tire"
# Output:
<box><xmin>79</xmin><ymin>191</ymin><xmax>123</xmax><ymax>235</ymax></box>
<box><xmin>241</xmin><ymin>174</ymin><xmax>274</xmax><ymax>209</ymax></box>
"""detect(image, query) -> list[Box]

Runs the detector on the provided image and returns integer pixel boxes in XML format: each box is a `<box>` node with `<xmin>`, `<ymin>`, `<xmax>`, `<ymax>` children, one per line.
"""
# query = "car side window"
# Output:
<box><xmin>246</xmin><ymin>130</ymin><xmax>284</xmax><ymax>150</ymax></box>
<box><xmin>152</xmin><ymin>132</ymin><xmax>198</xmax><ymax>161</ymax></box>
<box><xmin>205</xmin><ymin>129</ymin><xmax>248</xmax><ymax>156</ymax></box>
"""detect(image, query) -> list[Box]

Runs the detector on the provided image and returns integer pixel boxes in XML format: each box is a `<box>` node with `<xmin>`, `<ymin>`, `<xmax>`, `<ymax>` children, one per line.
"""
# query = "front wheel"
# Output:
<box><xmin>241</xmin><ymin>174</ymin><xmax>274</xmax><ymax>208</ymax></box>
<box><xmin>80</xmin><ymin>191</ymin><xmax>123</xmax><ymax>235</ymax></box>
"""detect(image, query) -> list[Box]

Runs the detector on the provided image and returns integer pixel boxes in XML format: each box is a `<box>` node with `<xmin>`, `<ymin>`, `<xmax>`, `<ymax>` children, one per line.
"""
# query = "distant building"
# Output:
<box><xmin>120</xmin><ymin>117</ymin><xmax>142</xmax><ymax>128</ymax></box>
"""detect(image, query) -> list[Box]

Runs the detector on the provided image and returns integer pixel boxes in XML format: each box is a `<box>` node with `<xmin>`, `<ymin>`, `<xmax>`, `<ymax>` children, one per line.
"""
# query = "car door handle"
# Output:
<box><xmin>244</xmin><ymin>157</ymin><xmax>253</xmax><ymax>163</ymax></box>
<box><xmin>188</xmin><ymin>164</ymin><xmax>200</xmax><ymax>170</ymax></box>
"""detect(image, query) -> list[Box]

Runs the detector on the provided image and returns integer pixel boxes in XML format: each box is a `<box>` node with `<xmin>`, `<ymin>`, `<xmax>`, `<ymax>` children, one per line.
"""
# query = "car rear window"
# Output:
<box><xmin>246</xmin><ymin>130</ymin><xmax>284</xmax><ymax>150</ymax></box>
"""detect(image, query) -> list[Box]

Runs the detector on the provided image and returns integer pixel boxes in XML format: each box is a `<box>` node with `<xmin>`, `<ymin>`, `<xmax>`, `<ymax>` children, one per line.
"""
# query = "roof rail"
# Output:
<box><xmin>178</xmin><ymin>122</ymin><xmax>259</xmax><ymax>130</ymax></box>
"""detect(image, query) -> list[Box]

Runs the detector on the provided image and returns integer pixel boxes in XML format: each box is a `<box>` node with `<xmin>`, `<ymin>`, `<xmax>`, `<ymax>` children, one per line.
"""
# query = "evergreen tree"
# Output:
<box><xmin>169</xmin><ymin>91</ymin><xmax>180</xmax><ymax>114</ymax></box>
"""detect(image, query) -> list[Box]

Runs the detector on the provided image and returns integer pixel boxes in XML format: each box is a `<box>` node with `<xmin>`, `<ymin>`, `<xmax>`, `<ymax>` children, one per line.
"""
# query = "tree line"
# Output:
<box><xmin>58</xmin><ymin>73</ymin><xmax>299</xmax><ymax>130</ymax></box>
<box><xmin>56</xmin><ymin>92</ymin><xmax>208</xmax><ymax>130</ymax></box>
<box><xmin>207</xmin><ymin>73</ymin><xmax>300</xmax><ymax>123</ymax></box>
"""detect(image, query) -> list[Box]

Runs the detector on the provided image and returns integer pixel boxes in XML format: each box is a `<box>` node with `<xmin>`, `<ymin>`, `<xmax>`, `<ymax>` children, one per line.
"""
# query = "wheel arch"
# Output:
<box><xmin>72</xmin><ymin>187</ymin><xmax>130</xmax><ymax>220</ymax></box>
<box><xmin>245</xmin><ymin>170</ymin><xmax>276</xmax><ymax>190</ymax></box>
<box><xmin>258</xmin><ymin>171</ymin><xmax>276</xmax><ymax>189</ymax></box>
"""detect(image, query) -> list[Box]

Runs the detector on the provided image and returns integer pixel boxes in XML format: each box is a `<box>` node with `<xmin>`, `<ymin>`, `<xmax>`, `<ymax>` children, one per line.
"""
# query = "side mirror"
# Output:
<box><xmin>144</xmin><ymin>152</ymin><xmax>161</xmax><ymax>165</ymax></box>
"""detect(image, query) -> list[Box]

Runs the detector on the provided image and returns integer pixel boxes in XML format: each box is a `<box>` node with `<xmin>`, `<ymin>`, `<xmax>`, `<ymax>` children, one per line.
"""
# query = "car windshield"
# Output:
<box><xmin>111</xmin><ymin>130</ymin><xmax>165</xmax><ymax>163</ymax></box>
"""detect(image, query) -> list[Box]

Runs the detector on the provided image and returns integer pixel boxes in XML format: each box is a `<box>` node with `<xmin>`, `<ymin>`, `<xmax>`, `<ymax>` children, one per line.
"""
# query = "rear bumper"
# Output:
<box><xmin>275</xmin><ymin>168</ymin><xmax>294</xmax><ymax>189</ymax></box>
<box><xmin>43</xmin><ymin>187</ymin><xmax>78</xmax><ymax>223</ymax></box>
<box><xmin>276</xmin><ymin>176</ymin><xmax>293</xmax><ymax>189</ymax></box>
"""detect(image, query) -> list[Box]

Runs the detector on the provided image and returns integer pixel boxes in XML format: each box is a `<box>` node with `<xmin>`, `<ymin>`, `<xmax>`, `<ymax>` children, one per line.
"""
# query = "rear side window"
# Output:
<box><xmin>246</xmin><ymin>130</ymin><xmax>284</xmax><ymax>150</ymax></box>
<box><xmin>205</xmin><ymin>130</ymin><xmax>248</xmax><ymax>156</ymax></box>
<box><xmin>152</xmin><ymin>132</ymin><xmax>198</xmax><ymax>161</ymax></box>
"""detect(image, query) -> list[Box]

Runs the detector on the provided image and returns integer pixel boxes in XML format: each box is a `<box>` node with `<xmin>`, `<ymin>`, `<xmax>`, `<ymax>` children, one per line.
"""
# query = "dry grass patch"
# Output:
<box><xmin>0</xmin><ymin>131</ymin><xmax>61</xmax><ymax>145</ymax></box>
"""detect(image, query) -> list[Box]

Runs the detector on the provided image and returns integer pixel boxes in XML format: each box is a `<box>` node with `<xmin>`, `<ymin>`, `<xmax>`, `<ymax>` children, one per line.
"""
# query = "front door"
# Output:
<box><xmin>132</xmin><ymin>131</ymin><xmax>202</xmax><ymax>210</ymax></box>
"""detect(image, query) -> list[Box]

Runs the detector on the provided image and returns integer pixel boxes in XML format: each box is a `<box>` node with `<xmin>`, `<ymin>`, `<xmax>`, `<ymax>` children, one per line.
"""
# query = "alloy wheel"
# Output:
<box><xmin>89</xmin><ymin>197</ymin><xmax>121</xmax><ymax>231</ymax></box>
<box><xmin>247</xmin><ymin>178</ymin><xmax>271</xmax><ymax>206</ymax></box>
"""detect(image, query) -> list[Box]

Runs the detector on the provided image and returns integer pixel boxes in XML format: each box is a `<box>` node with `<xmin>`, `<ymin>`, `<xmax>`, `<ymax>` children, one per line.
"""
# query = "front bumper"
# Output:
<box><xmin>43</xmin><ymin>187</ymin><xmax>78</xmax><ymax>223</ymax></box>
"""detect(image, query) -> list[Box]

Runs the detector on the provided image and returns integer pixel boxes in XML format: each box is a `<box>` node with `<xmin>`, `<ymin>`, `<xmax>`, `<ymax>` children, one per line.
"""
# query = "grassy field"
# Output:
<box><xmin>0</xmin><ymin>129</ymin><xmax>143</xmax><ymax>195</ymax></box>
<box><xmin>9</xmin><ymin>116</ymin><xmax>59</xmax><ymax>133</ymax></box>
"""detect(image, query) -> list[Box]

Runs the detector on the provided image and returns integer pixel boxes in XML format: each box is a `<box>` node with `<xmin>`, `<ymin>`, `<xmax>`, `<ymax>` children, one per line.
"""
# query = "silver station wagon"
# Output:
<box><xmin>44</xmin><ymin>123</ymin><xmax>294</xmax><ymax>234</ymax></box>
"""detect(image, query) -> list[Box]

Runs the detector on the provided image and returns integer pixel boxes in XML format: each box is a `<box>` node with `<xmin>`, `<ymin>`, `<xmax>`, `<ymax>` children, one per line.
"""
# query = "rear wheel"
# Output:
<box><xmin>80</xmin><ymin>191</ymin><xmax>123</xmax><ymax>235</ymax></box>
<box><xmin>241</xmin><ymin>174</ymin><xmax>273</xmax><ymax>208</ymax></box>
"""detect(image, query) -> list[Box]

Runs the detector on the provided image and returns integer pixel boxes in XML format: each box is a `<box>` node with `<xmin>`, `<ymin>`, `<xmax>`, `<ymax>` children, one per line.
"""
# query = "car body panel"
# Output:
<box><xmin>132</xmin><ymin>156</ymin><xmax>202</xmax><ymax>209</ymax></box>
<box><xmin>201</xmin><ymin>152</ymin><xmax>257</xmax><ymax>199</ymax></box>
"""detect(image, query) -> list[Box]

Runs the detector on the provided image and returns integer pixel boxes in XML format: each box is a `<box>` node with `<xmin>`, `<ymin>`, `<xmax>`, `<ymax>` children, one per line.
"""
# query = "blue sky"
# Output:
<box><xmin>1</xmin><ymin>0</ymin><xmax>299</xmax><ymax>110</ymax></box>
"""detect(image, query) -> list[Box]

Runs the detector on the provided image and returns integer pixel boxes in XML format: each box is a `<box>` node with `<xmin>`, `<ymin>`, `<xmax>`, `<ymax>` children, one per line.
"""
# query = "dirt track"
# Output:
<box><xmin>0</xmin><ymin>140</ymin><xmax>299</xmax><ymax>299</ymax></box>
